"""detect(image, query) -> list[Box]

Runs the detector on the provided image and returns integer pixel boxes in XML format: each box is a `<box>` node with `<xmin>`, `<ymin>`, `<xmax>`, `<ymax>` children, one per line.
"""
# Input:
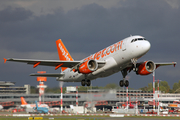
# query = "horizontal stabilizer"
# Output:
<box><xmin>30</xmin><ymin>73</ymin><xmax>64</xmax><ymax>77</ymax></box>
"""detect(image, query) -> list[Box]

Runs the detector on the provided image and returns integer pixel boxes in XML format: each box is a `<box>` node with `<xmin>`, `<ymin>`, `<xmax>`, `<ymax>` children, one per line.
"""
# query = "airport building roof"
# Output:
<box><xmin>0</xmin><ymin>81</ymin><xmax>15</xmax><ymax>87</ymax></box>
<box><xmin>0</xmin><ymin>81</ymin><xmax>30</xmax><ymax>94</ymax></box>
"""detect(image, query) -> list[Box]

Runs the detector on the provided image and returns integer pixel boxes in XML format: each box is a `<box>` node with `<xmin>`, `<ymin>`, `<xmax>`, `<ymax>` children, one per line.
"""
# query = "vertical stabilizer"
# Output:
<box><xmin>21</xmin><ymin>97</ymin><xmax>27</xmax><ymax>105</ymax></box>
<box><xmin>56</xmin><ymin>39</ymin><xmax>74</xmax><ymax>71</ymax></box>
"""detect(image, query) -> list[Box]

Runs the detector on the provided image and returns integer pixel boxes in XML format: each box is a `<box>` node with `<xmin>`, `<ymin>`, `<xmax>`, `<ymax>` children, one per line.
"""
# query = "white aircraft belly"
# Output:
<box><xmin>57</xmin><ymin>69</ymin><xmax>84</xmax><ymax>82</ymax></box>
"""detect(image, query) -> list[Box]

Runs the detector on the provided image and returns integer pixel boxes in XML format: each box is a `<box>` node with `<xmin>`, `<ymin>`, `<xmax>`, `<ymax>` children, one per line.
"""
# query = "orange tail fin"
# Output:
<box><xmin>21</xmin><ymin>97</ymin><xmax>27</xmax><ymax>105</ymax></box>
<box><xmin>56</xmin><ymin>39</ymin><xmax>73</xmax><ymax>71</ymax></box>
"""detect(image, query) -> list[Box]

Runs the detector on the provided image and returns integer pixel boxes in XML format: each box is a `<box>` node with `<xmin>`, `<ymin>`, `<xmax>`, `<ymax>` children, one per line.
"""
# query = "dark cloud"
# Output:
<box><xmin>1</xmin><ymin>1</ymin><xmax>179</xmax><ymax>53</ymax></box>
<box><xmin>0</xmin><ymin>0</ymin><xmax>180</xmax><ymax>88</ymax></box>
<box><xmin>0</xmin><ymin>6</ymin><xmax>33</xmax><ymax>22</ymax></box>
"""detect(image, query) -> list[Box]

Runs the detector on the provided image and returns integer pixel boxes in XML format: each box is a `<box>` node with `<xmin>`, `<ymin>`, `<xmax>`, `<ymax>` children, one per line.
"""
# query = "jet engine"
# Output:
<box><xmin>136</xmin><ymin>61</ymin><xmax>156</xmax><ymax>75</ymax></box>
<box><xmin>78</xmin><ymin>59</ymin><xmax>98</xmax><ymax>74</ymax></box>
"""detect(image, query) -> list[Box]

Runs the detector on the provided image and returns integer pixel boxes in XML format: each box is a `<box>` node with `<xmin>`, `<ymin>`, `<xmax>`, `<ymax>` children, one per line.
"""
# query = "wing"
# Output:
<box><xmin>155</xmin><ymin>62</ymin><xmax>177</xmax><ymax>67</ymax></box>
<box><xmin>4</xmin><ymin>58</ymin><xmax>80</xmax><ymax>68</ymax></box>
<box><xmin>127</xmin><ymin>61</ymin><xmax>177</xmax><ymax>73</ymax></box>
<box><xmin>4</xmin><ymin>58</ymin><xmax>106</xmax><ymax>70</ymax></box>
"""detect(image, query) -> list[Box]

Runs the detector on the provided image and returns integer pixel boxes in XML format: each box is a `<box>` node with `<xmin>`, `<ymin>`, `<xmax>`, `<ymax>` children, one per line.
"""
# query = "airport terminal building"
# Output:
<box><xmin>0</xmin><ymin>81</ymin><xmax>180</xmax><ymax>110</ymax></box>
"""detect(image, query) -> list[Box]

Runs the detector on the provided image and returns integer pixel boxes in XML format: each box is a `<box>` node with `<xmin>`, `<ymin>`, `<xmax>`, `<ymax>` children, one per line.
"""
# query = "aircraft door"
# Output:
<box><xmin>122</xmin><ymin>40</ymin><xmax>126</xmax><ymax>51</ymax></box>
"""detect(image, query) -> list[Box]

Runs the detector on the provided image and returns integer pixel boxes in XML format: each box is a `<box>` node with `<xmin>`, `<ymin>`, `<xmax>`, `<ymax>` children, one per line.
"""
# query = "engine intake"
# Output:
<box><xmin>78</xmin><ymin>60</ymin><xmax>98</xmax><ymax>74</ymax></box>
<box><xmin>137</xmin><ymin>61</ymin><xmax>156</xmax><ymax>75</ymax></box>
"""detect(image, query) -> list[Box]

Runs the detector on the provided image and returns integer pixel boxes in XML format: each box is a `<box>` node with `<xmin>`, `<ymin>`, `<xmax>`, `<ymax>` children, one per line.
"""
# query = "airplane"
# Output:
<box><xmin>33</xmin><ymin>101</ymin><xmax>49</xmax><ymax>114</ymax></box>
<box><xmin>0</xmin><ymin>105</ymin><xmax>3</xmax><ymax>110</ymax></box>
<box><xmin>4</xmin><ymin>35</ymin><xmax>177</xmax><ymax>87</ymax></box>
<box><xmin>20</xmin><ymin>97</ymin><xmax>49</xmax><ymax>109</ymax></box>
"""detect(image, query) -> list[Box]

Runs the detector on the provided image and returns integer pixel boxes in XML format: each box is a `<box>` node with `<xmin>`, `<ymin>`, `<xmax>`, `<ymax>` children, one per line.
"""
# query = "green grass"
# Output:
<box><xmin>0</xmin><ymin>116</ymin><xmax>105</xmax><ymax>120</ymax></box>
<box><xmin>125</xmin><ymin>116</ymin><xmax>180</xmax><ymax>119</ymax></box>
<box><xmin>121</xmin><ymin>115</ymin><xmax>180</xmax><ymax>119</ymax></box>
<box><xmin>0</xmin><ymin>118</ymin><xmax>104</xmax><ymax>120</ymax></box>
<box><xmin>0</xmin><ymin>115</ymin><xmax>180</xmax><ymax>120</ymax></box>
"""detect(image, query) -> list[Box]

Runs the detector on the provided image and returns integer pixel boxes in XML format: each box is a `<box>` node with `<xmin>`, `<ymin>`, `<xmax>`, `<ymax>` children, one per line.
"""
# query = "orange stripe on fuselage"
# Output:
<box><xmin>84</xmin><ymin>41</ymin><xmax>123</xmax><ymax>61</ymax></box>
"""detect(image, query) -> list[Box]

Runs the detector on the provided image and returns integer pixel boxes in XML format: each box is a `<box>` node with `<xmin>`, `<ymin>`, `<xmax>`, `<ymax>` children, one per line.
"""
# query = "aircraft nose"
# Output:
<box><xmin>142</xmin><ymin>41</ymin><xmax>151</xmax><ymax>52</ymax></box>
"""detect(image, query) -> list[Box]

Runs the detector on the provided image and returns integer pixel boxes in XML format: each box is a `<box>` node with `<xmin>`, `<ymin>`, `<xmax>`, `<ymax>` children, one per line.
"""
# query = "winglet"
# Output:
<box><xmin>173</xmin><ymin>62</ymin><xmax>177</xmax><ymax>67</ymax></box>
<box><xmin>3</xmin><ymin>58</ymin><xmax>7</xmax><ymax>63</ymax></box>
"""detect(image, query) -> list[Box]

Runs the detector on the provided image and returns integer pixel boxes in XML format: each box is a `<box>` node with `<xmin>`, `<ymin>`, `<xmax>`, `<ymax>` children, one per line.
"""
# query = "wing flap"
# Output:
<box><xmin>30</xmin><ymin>73</ymin><xmax>64</xmax><ymax>77</ymax></box>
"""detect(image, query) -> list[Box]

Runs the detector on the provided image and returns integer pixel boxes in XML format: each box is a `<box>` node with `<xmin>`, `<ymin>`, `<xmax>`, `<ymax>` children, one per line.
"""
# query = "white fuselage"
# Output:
<box><xmin>57</xmin><ymin>35</ymin><xmax>150</xmax><ymax>82</ymax></box>
<box><xmin>21</xmin><ymin>104</ymin><xmax>49</xmax><ymax>109</ymax></box>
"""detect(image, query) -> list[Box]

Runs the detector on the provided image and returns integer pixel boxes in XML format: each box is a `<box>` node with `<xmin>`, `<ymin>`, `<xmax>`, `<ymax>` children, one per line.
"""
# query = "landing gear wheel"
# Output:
<box><xmin>124</xmin><ymin>80</ymin><xmax>129</xmax><ymax>87</ymax></box>
<box><xmin>133</xmin><ymin>67</ymin><xmax>138</xmax><ymax>72</ymax></box>
<box><xmin>81</xmin><ymin>80</ymin><xmax>85</xmax><ymax>86</ymax></box>
<box><xmin>119</xmin><ymin>80</ymin><xmax>124</xmax><ymax>87</ymax></box>
<box><xmin>86</xmin><ymin>80</ymin><xmax>91</xmax><ymax>86</ymax></box>
<box><xmin>119</xmin><ymin>80</ymin><xmax>129</xmax><ymax>87</ymax></box>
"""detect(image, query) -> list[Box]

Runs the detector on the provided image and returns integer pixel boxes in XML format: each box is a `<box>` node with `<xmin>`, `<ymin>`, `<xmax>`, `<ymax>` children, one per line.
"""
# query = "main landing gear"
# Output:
<box><xmin>119</xmin><ymin>79</ymin><xmax>129</xmax><ymax>87</ymax></box>
<box><xmin>81</xmin><ymin>79</ymin><xmax>91</xmax><ymax>86</ymax></box>
<box><xmin>119</xmin><ymin>68</ymin><xmax>129</xmax><ymax>87</ymax></box>
<box><xmin>81</xmin><ymin>75</ymin><xmax>91</xmax><ymax>86</ymax></box>
<box><xmin>119</xmin><ymin>58</ymin><xmax>138</xmax><ymax>87</ymax></box>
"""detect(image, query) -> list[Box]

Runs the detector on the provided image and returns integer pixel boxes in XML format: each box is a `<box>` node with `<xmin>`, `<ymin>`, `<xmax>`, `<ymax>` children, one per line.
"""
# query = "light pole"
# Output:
<box><xmin>157</xmin><ymin>79</ymin><xmax>160</xmax><ymax>116</ymax></box>
<box><xmin>126</xmin><ymin>87</ymin><xmax>128</xmax><ymax>112</ymax></box>
<box><xmin>59</xmin><ymin>81</ymin><xmax>64</xmax><ymax>113</ymax></box>
<box><xmin>76</xmin><ymin>86</ymin><xmax>78</xmax><ymax>107</ymax></box>
<box><xmin>153</xmin><ymin>72</ymin><xmax>155</xmax><ymax>111</ymax></box>
<box><xmin>155</xmin><ymin>79</ymin><xmax>162</xmax><ymax>116</ymax></box>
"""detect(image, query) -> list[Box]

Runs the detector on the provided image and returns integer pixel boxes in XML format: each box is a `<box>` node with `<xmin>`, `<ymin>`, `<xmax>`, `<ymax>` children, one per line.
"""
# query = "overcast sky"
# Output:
<box><xmin>0</xmin><ymin>0</ymin><xmax>179</xmax><ymax>89</ymax></box>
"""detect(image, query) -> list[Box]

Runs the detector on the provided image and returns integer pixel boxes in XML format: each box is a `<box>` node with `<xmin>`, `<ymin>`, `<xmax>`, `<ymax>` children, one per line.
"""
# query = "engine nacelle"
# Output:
<box><xmin>137</xmin><ymin>61</ymin><xmax>156</xmax><ymax>75</ymax></box>
<box><xmin>78</xmin><ymin>59</ymin><xmax>98</xmax><ymax>74</ymax></box>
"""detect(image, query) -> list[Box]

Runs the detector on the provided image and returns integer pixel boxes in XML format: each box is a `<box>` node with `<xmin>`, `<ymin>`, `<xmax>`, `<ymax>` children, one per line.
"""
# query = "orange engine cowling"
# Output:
<box><xmin>137</xmin><ymin>61</ymin><xmax>156</xmax><ymax>75</ymax></box>
<box><xmin>78</xmin><ymin>59</ymin><xmax>98</xmax><ymax>74</ymax></box>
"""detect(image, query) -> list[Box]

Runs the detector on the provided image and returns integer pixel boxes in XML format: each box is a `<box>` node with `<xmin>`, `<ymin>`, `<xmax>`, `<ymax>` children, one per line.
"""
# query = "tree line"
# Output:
<box><xmin>140</xmin><ymin>80</ymin><xmax>180</xmax><ymax>93</ymax></box>
<box><xmin>30</xmin><ymin>80</ymin><xmax>180</xmax><ymax>94</ymax></box>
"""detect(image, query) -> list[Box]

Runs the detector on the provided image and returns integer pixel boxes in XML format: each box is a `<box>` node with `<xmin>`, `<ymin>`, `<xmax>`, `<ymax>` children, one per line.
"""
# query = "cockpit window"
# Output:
<box><xmin>131</xmin><ymin>38</ymin><xmax>146</xmax><ymax>43</ymax></box>
<box><xmin>138</xmin><ymin>38</ymin><xmax>143</xmax><ymax>40</ymax></box>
